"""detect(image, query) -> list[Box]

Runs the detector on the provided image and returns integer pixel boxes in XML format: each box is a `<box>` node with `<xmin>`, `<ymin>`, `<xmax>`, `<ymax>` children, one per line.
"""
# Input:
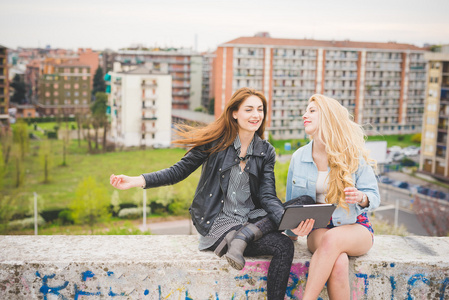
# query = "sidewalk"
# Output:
<box><xmin>139</xmin><ymin>219</ymin><xmax>197</xmax><ymax>235</ymax></box>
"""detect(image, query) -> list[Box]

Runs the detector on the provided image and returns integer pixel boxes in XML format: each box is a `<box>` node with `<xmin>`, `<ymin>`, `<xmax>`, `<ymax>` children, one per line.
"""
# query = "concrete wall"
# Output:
<box><xmin>1</xmin><ymin>235</ymin><xmax>448</xmax><ymax>299</ymax></box>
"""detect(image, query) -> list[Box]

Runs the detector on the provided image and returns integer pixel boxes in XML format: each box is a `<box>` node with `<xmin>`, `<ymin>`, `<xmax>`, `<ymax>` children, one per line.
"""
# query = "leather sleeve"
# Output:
<box><xmin>141</xmin><ymin>144</ymin><xmax>210</xmax><ymax>188</ymax></box>
<box><xmin>258</xmin><ymin>145</ymin><xmax>284</xmax><ymax>226</ymax></box>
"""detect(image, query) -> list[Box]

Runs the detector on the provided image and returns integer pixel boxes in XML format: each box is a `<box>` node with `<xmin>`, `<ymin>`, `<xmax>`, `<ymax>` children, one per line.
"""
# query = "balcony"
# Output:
<box><xmin>142</xmin><ymin>82</ymin><xmax>157</xmax><ymax>88</ymax></box>
<box><xmin>142</xmin><ymin>116</ymin><xmax>157</xmax><ymax>121</ymax></box>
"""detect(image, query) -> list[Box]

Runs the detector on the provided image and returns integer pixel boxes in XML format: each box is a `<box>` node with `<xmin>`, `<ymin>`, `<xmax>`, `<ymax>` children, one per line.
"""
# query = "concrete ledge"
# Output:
<box><xmin>1</xmin><ymin>235</ymin><xmax>448</xmax><ymax>299</ymax></box>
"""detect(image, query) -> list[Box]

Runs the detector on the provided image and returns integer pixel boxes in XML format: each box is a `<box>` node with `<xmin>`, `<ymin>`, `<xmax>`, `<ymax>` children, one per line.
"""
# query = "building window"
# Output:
<box><xmin>53</xmin><ymin>83</ymin><xmax>59</xmax><ymax>89</ymax></box>
<box><xmin>74</xmin><ymin>83</ymin><xmax>79</xmax><ymax>89</ymax></box>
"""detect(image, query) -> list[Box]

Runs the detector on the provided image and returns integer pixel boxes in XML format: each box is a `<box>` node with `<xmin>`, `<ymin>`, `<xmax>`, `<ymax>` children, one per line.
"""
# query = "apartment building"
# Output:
<box><xmin>420</xmin><ymin>50</ymin><xmax>449</xmax><ymax>180</ymax></box>
<box><xmin>37</xmin><ymin>63</ymin><xmax>91</xmax><ymax>116</ymax></box>
<box><xmin>201</xmin><ymin>51</ymin><xmax>215</xmax><ymax>111</ymax></box>
<box><xmin>214</xmin><ymin>36</ymin><xmax>427</xmax><ymax>139</ymax></box>
<box><xmin>106</xmin><ymin>63</ymin><xmax>172</xmax><ymax>148</ymax></box>
<box><xmin>0</xmin><ymin>45</ymin><xmax>9</xmax><ymax>128</ymax></box>
<box><xmin>25</xmin><ymin>48</ymin><xmax>99</xmax><ymax>105</ymax></box>
<box><xmin>115</xmin><ymin>48</ymin><xmax>202</xmax><ymax>110</ymax></box>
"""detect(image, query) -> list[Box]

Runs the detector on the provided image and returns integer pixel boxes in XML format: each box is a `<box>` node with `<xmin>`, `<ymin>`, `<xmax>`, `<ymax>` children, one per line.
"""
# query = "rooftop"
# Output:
<box><xmin>222</xmin><ymin>36</ymin><xmax>425</xmax><ymax>51</ymax></box>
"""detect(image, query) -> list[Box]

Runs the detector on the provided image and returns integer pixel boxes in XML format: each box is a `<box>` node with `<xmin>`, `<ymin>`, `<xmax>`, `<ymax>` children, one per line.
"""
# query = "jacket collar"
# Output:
<box><xmin>221</xmin><ymin>134</ymin><xmax>266</xmax><ymax>172</ymax></box>
<box><xmin>301</xmin><ymin>140</ymin><xmax>315</xmax><ymax>163</ymax></box>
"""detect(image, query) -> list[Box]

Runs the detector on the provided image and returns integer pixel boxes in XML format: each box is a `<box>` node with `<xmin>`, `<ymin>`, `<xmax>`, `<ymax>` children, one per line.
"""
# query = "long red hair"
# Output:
<box><xmin>173</xmin><ymin>87</ymin><xmax>268</xmax><ymax>153</ymax></box>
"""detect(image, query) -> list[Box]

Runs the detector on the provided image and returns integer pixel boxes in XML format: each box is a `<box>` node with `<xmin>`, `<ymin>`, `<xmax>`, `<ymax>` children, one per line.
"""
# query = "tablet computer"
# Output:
<box><xmin>278</xmin><ymin>204</ymin><xmax>336</xmax><ymax>230</ymax></box>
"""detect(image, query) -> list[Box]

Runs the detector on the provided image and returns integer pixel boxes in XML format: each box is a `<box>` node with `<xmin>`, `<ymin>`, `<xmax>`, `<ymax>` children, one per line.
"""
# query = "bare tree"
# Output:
<box><xmin>413</xmin><ymin>195</ymin><xmax>449</xmax><ymax>236</ymax></box>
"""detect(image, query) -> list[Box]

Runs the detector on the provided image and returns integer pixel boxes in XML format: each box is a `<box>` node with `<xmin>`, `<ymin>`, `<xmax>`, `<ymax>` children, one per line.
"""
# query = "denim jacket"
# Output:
<box><xmin>286</xmin><ymin>141</ymin><xmax>380</xmax><ymax>227</ymax></box>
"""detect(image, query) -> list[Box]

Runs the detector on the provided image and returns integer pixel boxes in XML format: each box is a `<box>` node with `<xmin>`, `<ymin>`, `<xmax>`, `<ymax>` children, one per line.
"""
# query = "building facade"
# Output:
<box><xmin>37</xmin><ymin>63</ymin><xmax>91</xmax><ymax>116</ymax></box>
<box><xmin>420</xmin><ymin>51</ymin><xmax>449</xmax><ymax>180</ymax></box>
<box><xmin>115</xmin><ymin>48</ymin><xmax>202</xmax><ymax>110</ymax></box>
<box><xmin>201</xmin><ymin>52</ymin><xmax>215</xmax><ymax>112</ymax></box>
<box><xmin>0</xmin><ymin>45</ymin><xmax>9</xmax><ymax>128</ymax></box>
<box><xmin>213</xmin><ymin>36</ymin><xmax>427</xmax><ymax>139</ymax></box>
<box><xmin>106</xmin><ymin>63</ymin><xmax>172</xmax><ymax>148</ymax></box>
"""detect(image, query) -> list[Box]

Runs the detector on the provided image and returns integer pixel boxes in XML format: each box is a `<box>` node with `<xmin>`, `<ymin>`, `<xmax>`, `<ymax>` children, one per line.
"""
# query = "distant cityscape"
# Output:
<box><xmin>0</xmin><ymin>32</ymin><xmax>448</xmax><ymax>181</ymax></box>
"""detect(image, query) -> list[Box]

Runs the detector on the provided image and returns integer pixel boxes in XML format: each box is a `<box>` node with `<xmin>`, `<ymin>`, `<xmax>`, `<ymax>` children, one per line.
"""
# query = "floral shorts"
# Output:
<box><xmin>310</xmin><ymin>212</ymin><xmax>374</xmax><ymax>242</ymax></box>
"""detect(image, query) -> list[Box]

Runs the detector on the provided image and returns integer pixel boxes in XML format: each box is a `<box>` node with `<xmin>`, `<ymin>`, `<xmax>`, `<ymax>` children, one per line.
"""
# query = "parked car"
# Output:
<box><xmin>403</xmin><ymin>146</ymin><xmax>420</xmax><ymax>156</ymax></box>
<box><xmin>392</xmin><ymin>152</ymin><xmax>405</xmax><ymax>162</ymax></box>
<box><xmin>392</xmin><ymin>181</ymin><xmax>409</xmax><ymax>190</ymax></box>
<box><xmin>378</xmin><ymin>176</ymin><xmax>394</xmax><ymax>184</ymax></box>
<box><xmin>417</xmin><ymin>186</ymin><xmax>430</xmax><ymax>195</ymax></box>
<box><xmin>428</xmin><ymin>190</ymin><xmax>447</xmax><ymax>200</ymax></box>
<box><xmin>387</xmin><ymin>146</ymin><xmax>402</xmax><ymax>154</ymax></box>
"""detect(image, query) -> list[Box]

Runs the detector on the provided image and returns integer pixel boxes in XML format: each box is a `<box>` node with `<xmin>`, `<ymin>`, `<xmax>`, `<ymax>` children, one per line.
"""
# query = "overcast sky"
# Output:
<box><xmin>1</xmin><ymin>0</ymin><xmax>448</xmax><ymax>52</ymax></box>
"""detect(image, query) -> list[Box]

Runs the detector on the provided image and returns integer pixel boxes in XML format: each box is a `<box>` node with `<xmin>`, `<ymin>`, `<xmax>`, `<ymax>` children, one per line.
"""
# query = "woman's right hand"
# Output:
<box><xmin>110</xmin><ymin>174</ymin><xmax>145</xmax><ymax>190</ymax></box>
<box><xmin>291</xmin><ymin>219</ymin><xmax>315</xmax><ymax>237</ymax></box>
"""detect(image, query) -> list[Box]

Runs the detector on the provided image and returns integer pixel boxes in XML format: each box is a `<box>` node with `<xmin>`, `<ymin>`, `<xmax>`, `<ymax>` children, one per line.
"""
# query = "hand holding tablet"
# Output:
<box><xmin>278</xmin><ymin>204</ymin><xmax>336</xmax><ymax>231</ymax></box>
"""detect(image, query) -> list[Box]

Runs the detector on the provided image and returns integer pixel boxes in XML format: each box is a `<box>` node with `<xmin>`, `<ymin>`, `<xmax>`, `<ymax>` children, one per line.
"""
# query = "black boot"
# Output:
<box><xmin>225</xmin><ymin>223</ymin><xmax>262</xmax><ymax>270</ymax></box>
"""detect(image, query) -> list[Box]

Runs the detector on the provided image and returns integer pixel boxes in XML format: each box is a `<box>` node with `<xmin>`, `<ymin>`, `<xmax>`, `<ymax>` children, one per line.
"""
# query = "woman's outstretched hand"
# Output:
<box><xmin>110</xmin><ymin>174</ymin><xmax>145</xmax><ymax>190</ymax></box>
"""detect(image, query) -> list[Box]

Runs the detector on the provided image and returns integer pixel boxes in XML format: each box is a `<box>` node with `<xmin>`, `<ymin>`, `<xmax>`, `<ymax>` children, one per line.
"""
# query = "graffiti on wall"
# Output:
<box><xmin>11</xmin><ymin>261</ymin><xmax>448</xmax><ymax>299</ymax></box>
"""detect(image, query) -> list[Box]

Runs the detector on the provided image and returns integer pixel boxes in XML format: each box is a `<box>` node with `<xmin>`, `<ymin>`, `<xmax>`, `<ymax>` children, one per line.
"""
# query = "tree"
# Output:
<box><xmin>10</xmin><ymin>74</ymin><xmax>27</xmax><ymax>104</ymax></box>
<box><xmin>92</xmin><ymin>67</ymin><xmax>106</xmax><ymax>97</ymax></box>
<box><xmin>39</xmin><ymin>140</ymin><xmax>53</xmax><ymax>184</ymax></box>
<box><xmin>91</xmin><ymin>92</ymin><xmax>108</xmax><ymax>152</ymax></box>
<box><xmin>13</xmin><ymin>120</ymin><xmax>29</xmax><ymax>160</ymax></box>
<box><xmin>70</xmin><ymin>176</ymin><xmax>110</xmax><ymax>234</ymax></box>
<box><xmin>208</xmin><ymin>98</ymin><xmax>215</xmax><ymax>115</ymax></box>
<box><xmin>0</xmin><ymin>127</ymin><xmax>12</xmax><ymax>166</ymax></box>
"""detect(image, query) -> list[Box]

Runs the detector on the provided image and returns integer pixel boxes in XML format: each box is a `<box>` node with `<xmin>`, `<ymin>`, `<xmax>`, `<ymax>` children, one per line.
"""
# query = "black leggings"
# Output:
<box><xmin>208</xmin><ymin>195</ymin><xmax>314</xmax><ymax>300</ymax></box>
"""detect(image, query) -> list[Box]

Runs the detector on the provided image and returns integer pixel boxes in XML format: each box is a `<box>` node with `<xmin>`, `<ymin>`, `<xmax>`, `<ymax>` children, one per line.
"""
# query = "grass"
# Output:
<box><xmin>367</xmin><ymin>134</ymin><xmax>420</xmax><ymax>148</ymax></box>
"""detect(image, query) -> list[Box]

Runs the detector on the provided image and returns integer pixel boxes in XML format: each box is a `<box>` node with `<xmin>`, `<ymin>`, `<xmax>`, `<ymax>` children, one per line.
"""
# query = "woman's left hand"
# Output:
<box><xmin>344</xmin><ymin>187</ymin><xmax>364</xmax><ymax>204</ymax></box>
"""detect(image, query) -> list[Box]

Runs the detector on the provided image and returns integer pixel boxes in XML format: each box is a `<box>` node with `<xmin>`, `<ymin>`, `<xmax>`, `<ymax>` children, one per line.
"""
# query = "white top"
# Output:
<box><xmin>316</xmin><ymin>171</ymin><xmax>329</xmax><ymax>204</ymax></box>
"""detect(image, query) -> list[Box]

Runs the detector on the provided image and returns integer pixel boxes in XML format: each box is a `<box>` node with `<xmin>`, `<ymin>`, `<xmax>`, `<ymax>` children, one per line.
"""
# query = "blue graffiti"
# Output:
<box><xmin>33</xmin><ymin>268</ymin><xmax>448</xmax><ymax>299</ymax></box>
<box><xmin>389</xmin><ymin>276</ymin><xmax>396</xmax><ymax>300</ymax></box>
<box><xmin>439</xmin><ymin>278</ymin><xmax>449</xmax><ymax>300</ymax></box>
<box><xmin>36</xmin><ymin>271</ymin><xmax>69</xmax><ymax>300</ymax></box>
<box><xmin>407</xmin><ymin>274</ymin><xmax>430</xmax><ymax>300</ymax></box>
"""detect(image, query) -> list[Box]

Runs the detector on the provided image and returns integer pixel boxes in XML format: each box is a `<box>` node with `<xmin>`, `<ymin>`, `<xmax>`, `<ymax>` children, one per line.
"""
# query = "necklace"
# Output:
<box><xmin>238</xmin><ymin>154</ymin><xmax>250</xmax><ymax>162</ymax></box>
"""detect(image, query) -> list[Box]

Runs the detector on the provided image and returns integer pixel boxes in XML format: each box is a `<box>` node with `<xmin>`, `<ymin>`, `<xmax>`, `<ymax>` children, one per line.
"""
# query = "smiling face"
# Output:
<box><xmin>232</xmin><ymin>95</ymin><xmax>264</xmax><ymax>135</ymax></box>
<box><xmin>303</xmin><ymin>101</ymin><xmax>320</xmax><ymax>137</ymax></box>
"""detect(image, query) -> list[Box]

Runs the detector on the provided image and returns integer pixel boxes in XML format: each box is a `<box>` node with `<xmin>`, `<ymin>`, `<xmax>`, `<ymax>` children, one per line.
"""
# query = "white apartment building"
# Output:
<box><xmin>214</xmin><ymin>36</ymin><xmax>427</xmax><ymax>139</ymax></box>
<box><xmin>106</xmin><ymin>63</ymin><xmax>172</xmax><ymax>148</ymax></box>
<box><xmin>115</xmin><ymin>48</ymin><xmax>202</xmax><ymax>111</ymax></box>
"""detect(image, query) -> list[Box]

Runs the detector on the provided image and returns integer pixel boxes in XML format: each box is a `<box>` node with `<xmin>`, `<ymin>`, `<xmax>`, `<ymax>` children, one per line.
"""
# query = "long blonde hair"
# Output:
<box><xmin>309</xmin><ymin>94</ymin><xmax>377</xmax><ymax>211</ymax></box>
<box><xmin>173</xmin><ymin>87</ymin><xmax>268</xmax><ymax>153</ymax></box>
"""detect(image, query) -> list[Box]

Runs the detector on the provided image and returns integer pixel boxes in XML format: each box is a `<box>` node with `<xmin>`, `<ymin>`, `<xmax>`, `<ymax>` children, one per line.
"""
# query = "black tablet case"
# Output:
<box><xmin>278</xmin><ymin>204</ymin><xmax>336</xmax><ymax>230</ymax></box>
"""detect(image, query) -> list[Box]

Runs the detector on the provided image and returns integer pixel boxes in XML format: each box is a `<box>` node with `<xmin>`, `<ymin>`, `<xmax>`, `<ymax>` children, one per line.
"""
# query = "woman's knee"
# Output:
<box><xmin>330</xmin><ymin>253</ymin><xmax>349</xmax><ymax>280</ymax></box>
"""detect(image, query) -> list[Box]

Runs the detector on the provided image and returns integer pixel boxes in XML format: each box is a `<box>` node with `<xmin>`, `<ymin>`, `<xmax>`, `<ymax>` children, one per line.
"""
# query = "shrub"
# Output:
<box><xmin>58</xmin><ymin>210</ymin><xmax>74</xmax><ymax>225</ymax></box>
<box><xmin>118</xmin><ymin>207</ymin><xmax>151</xmax><ymax>219</ymax></box>
<box><xmin>411</xmin><ymin>133</ymin><xmax>421</xmax><ymax>143</ymax></box>
<box><xmin>8</xmin><ymin>216</ymin><xmax>46</xmax><ymax>230</ymax></box>
<box><xmin>41</xmin><ymin>209</ymin><xmax>65</xmax><ymax>223</ymax></box>
<box><xmin>119</xmin><ymin>203</ymin><xmax>138</xmax><ymax>210</ymax></box>
<box><xmin>47</xmin><ymin>131</ymin><xmax>58</xmax><ymax>139</ymax></box>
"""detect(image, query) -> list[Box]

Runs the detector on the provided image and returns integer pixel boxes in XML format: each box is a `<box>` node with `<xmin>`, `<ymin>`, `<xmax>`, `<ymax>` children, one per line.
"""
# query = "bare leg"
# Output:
<box><xmin>303</xmin><ymin>224</ymin><xmax>372</xmax><ymax>300</ymax></box>
<box><xmin>327</xmin><ymin>253</ymin><xmax>350</xmax><ymax>299</ymax></box>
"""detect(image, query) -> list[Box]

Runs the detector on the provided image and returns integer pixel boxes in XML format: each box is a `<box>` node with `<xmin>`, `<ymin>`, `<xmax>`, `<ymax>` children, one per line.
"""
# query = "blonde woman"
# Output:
<box><xmin>286</xmin><ymin>94</ymin><xmax>380</xmax><ymax>299</ymax></box>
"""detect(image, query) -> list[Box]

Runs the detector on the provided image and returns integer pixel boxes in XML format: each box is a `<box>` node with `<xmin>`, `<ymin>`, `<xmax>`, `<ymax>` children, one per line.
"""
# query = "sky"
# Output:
<box><xmin>1</xmin><ymin>0</ymin><xmax>448</xmax><ymax>52</ymax></box>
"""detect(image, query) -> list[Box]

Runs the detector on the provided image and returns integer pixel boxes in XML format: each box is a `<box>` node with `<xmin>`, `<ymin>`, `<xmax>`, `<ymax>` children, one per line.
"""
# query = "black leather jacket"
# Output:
<box><xmin>142</xmin><ymin>135</ymin><xmax>284</xmax><ymax>236</ymax></box>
